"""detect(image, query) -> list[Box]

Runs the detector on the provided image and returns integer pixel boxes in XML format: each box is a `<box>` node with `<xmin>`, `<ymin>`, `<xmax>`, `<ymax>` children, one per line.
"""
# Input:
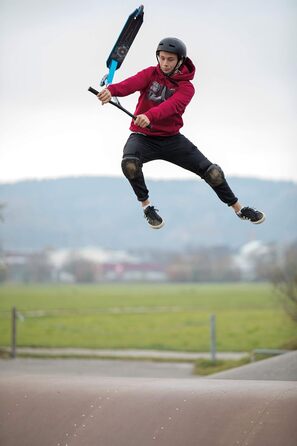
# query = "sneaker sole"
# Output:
<box><xmin>148</xmin><ymin>220</ymin><xmax>165</xmax><ymax>229</ymax></box>
<box><xmin>252</xmin><ymin>213</ymin><xmax>266</xmax><ymax>224</ymax></box>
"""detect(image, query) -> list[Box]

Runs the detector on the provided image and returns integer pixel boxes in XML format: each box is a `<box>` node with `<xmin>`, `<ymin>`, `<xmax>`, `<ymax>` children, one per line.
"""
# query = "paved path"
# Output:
<box><xmin>0</xmin><ymin>348</ymin><xmax>248</xmax><ymax>380</ymax></box>
<box><xmin>0</xmin><ymin>357</ymin><xmax>196</xmax><ymax>379</ymax></box>
<box><xmin>1</xmin><ymin>351</ymin><xmax>296</xmax><ymax>381</ymax></box>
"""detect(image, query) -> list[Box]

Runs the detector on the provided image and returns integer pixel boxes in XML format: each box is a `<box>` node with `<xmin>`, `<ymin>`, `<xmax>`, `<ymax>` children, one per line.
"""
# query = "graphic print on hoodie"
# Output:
<box><xmin>107</xmin><ymin>57</ymin><xmax>196</xmax><ymax>136</ymax></box>
<box><xmin>147</xmin><ymin>81</ymin><xmax>175</xmax><ymax>103</ymax></box>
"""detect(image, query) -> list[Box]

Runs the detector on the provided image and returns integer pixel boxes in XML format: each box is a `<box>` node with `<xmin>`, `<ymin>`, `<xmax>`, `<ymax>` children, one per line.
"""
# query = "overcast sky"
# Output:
<box><xmin>0</xmin><ymin>0</ymin><xmax>296</xmax><ymax>183</ymax></box>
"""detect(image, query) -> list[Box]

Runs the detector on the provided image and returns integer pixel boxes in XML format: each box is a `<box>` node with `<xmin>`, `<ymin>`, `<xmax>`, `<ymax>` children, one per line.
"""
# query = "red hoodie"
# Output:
<box><xmin>106</xmin><ymin>58</ymin><xmax>196</xmax><ymax>136</ymax></box>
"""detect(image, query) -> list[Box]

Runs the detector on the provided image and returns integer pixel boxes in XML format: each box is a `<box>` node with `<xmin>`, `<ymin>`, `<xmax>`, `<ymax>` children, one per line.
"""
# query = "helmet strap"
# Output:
<box><xmin>156</xmin><ymin>55</ymin><xmax>185</xmax><ymax>77</ymax></box>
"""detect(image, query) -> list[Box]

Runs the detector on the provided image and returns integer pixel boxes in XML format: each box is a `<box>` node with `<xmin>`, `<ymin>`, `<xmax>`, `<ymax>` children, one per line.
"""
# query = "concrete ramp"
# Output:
<box><xmin>209</xmin><ymin>351</ymin><xmax>297</xmax><ymax>381</ymax></box>
<box><xmin>1</xmin><ymin>375</ymin><xmax>297</xmax><ymax>446</ymax></box>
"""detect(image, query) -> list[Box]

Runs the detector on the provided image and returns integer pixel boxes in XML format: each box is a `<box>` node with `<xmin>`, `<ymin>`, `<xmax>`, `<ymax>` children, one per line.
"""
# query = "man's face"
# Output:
<box><xmin>158</xmin><ymin>51</ymin><xmax>178</xmax><ymax>74</ymax></box>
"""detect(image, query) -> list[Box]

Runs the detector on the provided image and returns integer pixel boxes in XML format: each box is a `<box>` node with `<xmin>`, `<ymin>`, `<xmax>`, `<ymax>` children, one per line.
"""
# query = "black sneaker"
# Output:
<box><xmin>237</xmin><ymin>206</ymin><xmax>266</xmax><ymax>224</ymax></box>
<box><xmin>144</xmin><ymin>206</ymin><xmax>164</xmax><ymax>229</ymax></box>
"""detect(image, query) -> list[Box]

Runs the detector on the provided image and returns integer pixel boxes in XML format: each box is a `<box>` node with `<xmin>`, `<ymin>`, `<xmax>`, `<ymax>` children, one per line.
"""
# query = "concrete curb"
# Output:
<box><xmin>0</xmin><ymin>346</ymin><xmax>248</xmax><ymax>361</ymax></box>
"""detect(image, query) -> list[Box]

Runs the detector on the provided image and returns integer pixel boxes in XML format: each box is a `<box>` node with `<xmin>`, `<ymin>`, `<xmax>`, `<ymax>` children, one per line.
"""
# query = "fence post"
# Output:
<box><xmin>210</xmin><ymin>314</ymin><xmax>216</xmax><ymax>363</ymax></box>
<box><xmin>11</xmin><ymin>307</ymin><xmax>17</xmax><ymax>359</ymax></box>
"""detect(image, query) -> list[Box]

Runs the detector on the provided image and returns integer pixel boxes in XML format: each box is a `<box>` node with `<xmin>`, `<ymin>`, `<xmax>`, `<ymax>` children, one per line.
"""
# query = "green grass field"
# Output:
<box><xmin>0</xmin><ymin>283</ymin><xmax>296</xmax><ymax>352</ymax></box>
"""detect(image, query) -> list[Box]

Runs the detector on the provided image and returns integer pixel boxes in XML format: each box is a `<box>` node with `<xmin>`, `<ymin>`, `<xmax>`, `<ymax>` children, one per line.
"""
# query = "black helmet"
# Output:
<box><xmin>156</xmin><ymin>37</ymin><xmax>187</xmax><ymax>60</ymax></box>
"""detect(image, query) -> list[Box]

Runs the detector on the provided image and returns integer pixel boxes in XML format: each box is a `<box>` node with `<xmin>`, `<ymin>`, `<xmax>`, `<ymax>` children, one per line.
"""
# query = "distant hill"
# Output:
<box><xmin>0</xmin><ymin>176</ymin><xmax>296</xmax><ymax>250</ymax></box>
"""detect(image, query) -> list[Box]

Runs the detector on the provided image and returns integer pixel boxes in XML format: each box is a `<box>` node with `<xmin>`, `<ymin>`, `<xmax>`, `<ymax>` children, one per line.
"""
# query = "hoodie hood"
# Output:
<box><xmin>156</xmin><ymin>57</ymin><xmax>196</xmax><ymax>82</ymax></box>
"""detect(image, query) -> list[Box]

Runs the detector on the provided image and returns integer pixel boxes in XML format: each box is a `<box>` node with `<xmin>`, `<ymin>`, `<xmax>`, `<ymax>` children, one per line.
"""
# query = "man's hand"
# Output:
<box><xmin>97</xmin><ymin>88</ymin><xmax>112</xmax><ymax>105</ymax></box>
<box><xmin>134</xmin><ymin>114</ymin><xmax>150</xmax><ymax>128</ymax></box>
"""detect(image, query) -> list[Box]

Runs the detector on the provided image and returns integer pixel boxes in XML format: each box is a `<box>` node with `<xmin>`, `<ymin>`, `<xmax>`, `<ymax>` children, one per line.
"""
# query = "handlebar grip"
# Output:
<box><xmin>88</xmin><ymin>86</ymin><xmax>99</xmax><ymax>95</ymax></box>
<box><xmin>88</xmin><ymin>86</ymin><xmax>151</xmax><ymax>129</ymax></box>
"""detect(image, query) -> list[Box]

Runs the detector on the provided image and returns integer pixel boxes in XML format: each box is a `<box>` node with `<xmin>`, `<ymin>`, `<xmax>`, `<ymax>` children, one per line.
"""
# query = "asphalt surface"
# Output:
<box><xmin>0</xmin><ymin>348</ymin><xmax>247</xmax><ymax>381</ymax></box>
<box><xmin>1</xmin><ymin>375</ymin><xmax>297</xmax><ymax>446</ymax></box>
<box><xmin>1</xmin><ymin>352</ymin><xmax>296</xmax><ymax>446</ymax></box>
<box><xmin>1</xmin><ymin>350</ymin><xmax>297</xmax><ymax>381</ymax></box>
<box><xmin>0</xmin><ymin>357</ymin><xmax>196</xmax><ymax>379</ymax></box>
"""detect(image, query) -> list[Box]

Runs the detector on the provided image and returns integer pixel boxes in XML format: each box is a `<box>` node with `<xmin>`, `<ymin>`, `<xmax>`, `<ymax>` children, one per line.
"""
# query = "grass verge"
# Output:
<box><xmin>193</xmin><ymin>357</ymin><xmax>251</xmax><ymax>376</ymax></box>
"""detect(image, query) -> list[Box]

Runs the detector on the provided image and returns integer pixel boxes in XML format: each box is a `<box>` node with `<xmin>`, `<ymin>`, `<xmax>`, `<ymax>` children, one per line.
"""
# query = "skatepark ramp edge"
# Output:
<box><xmin>1</xmin><ymin>375</ymin><xmax>296</xmax><ymax>446</ymax></box>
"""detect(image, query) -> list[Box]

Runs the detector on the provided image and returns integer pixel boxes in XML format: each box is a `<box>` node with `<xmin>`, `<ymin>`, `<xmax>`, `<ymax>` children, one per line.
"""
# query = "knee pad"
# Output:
<box><xmin>121</xmin><ymin>157</ymin><xmax>142</xmax><ymax>180</ymax></box>
<box><xmin>204</xmin><ymin>164</ymin><xmax>225</xmax><ymax>187</ymax></box>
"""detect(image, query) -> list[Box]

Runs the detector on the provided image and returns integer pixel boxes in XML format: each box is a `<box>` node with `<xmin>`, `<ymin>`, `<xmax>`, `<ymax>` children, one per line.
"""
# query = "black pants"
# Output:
<box><xmin>122</xmin><ymin>132</ymin><xmax>238</xmax><ymax>206</ymax></box>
